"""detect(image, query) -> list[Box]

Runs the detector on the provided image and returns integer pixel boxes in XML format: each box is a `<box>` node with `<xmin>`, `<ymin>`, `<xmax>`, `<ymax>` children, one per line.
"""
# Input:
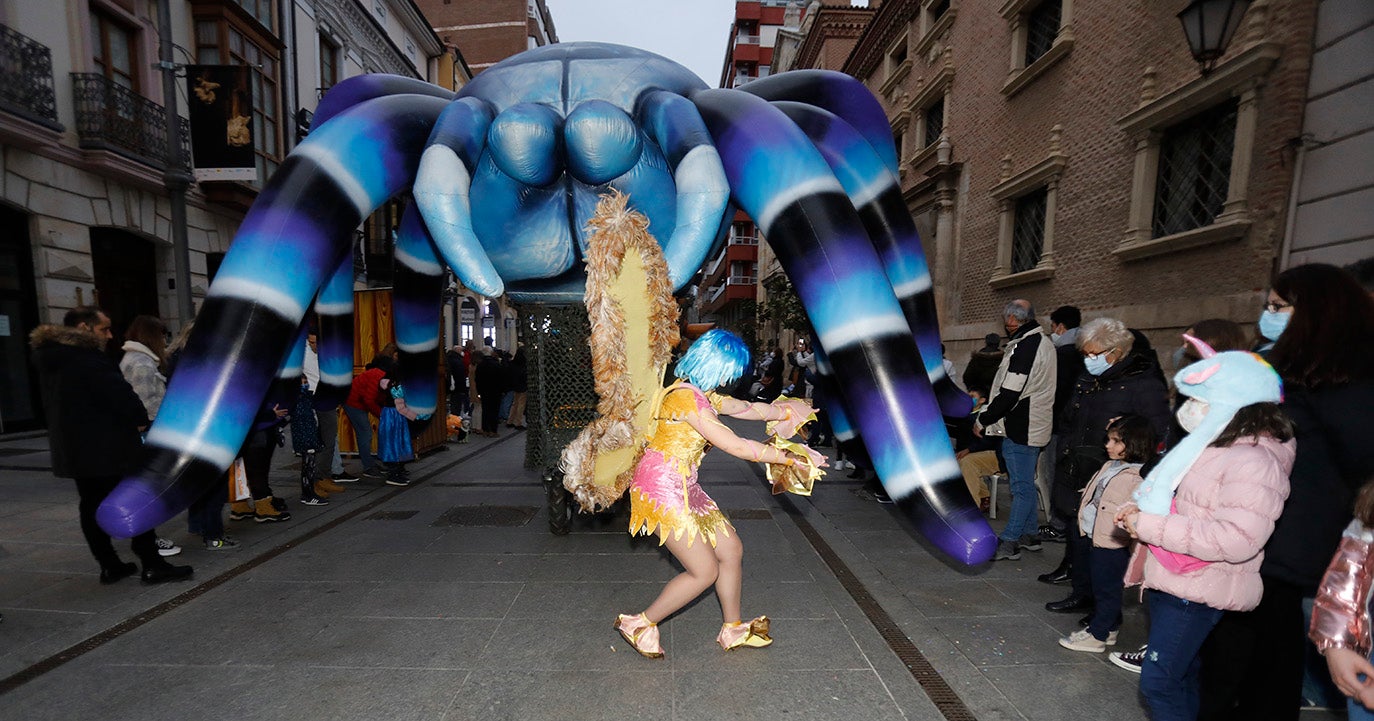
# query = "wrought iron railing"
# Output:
<box><xmin>0</xmin><ymin>24</ymin><xmax>60</xmax><ymax>129</ymax></box>
<box><xmin>70</xmin><ymin>73</ymin><xmax>190</xmax><ymax>170</ymax></box>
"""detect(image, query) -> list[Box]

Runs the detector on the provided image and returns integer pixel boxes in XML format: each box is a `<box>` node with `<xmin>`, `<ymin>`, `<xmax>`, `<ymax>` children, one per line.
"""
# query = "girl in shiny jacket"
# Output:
<box><xmin>1310</xmin><ymin>481</ymin><xmax>1374</xmax><ymax>718</ymax></box>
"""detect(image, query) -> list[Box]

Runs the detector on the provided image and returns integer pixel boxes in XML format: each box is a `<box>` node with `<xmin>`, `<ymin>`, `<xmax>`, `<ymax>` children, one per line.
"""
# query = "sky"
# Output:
<box><xmin>541</xmin><ymin>0</ymin><xmax>738</xmax><ymax>86</ymax></box>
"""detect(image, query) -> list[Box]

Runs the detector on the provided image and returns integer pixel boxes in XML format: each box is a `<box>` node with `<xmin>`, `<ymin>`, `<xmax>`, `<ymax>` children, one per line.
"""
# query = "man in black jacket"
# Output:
<box><xmin>30</xmin><ymin>307</ymin><xmax>192</xmax><ymax>585</ymax></box>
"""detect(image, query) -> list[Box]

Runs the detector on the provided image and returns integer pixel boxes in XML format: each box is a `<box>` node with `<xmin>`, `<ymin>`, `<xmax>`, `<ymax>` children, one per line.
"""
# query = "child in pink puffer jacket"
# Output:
<box><xmin>1116</xmin><ymin>342</ymin><xmax>1294</xmax><ymax>721</ymax></box>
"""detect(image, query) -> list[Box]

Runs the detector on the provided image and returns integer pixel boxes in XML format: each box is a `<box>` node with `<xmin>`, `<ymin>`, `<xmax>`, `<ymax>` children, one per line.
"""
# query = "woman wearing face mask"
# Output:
<box><xmin>1041</xmin><ymin>318</ymin><xmax>1172</xmax><ymax>607</ymax></box>
<box><xmin>1198</xmin><ymin>263</ymin><xmax>1374</xmax><ymax>721</ymax></box>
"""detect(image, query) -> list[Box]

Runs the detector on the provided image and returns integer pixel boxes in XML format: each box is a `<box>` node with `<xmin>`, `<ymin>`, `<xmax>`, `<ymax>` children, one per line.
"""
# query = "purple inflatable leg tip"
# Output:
<box><xmin>96</xmin><ymin>481</ymin><xmax>168</xmax><ymax>539</ymax></box>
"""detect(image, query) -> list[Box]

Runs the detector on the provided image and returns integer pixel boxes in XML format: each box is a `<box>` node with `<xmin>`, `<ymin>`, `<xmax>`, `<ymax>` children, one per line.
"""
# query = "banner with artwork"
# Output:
<box><xmin>186</xmin><ymin>65</ymin><xmax>256</xmax><ymax>182</ymax></box>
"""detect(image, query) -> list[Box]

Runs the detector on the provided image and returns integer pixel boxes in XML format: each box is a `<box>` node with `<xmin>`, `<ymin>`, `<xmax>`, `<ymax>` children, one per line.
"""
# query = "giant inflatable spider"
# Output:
<box><xmin>98</xmin><ymin>43</ymin><xmax>995</xmax><ymax>564</ymax></box>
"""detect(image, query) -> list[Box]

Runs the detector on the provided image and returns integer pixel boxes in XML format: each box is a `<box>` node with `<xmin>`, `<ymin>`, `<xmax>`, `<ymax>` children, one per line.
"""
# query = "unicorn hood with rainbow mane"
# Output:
<box><xmin>1131</xmin><ymin>336</ymin><xmax>1284</xmax><ymax>516</ymax></box>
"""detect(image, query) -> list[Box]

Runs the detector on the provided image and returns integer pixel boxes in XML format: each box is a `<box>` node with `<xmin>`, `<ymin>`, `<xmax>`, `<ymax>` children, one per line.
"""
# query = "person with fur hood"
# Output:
<box><xmin>29</xmin><ymin>307</ymin><xmax>192</xmax><ymax>585</ymax></box>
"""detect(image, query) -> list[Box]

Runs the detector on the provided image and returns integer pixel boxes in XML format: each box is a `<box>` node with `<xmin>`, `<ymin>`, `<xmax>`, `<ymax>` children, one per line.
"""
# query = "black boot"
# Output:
<box><xmin>1038</xmin><ymin>559</ymin><xmax>1072</xmax><ymax>585</ymax></box>
<box><xmin>1045</xmin><ymin>595</ymin><xmax>1093</xmax><ymax>613</ymax></box>
<box><xmin>99</xmin><ymin>561</ymin><xmax>138</xmax><ymax>585</ymax></box>
<box><xmin>141</xmin><ymin>559</ymin><xmax>194</xmax><ymax>585</ymax></box>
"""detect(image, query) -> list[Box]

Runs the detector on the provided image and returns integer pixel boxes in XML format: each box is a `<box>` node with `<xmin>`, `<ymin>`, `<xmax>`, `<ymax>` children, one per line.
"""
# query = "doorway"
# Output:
<box><xmin>0</xmin><ymin>205</ymin><xmax>42</xmax><ymax>432</ymax></box>
<box><xmin>90</xmin><ymin>227</ymin><xmax>160</xmax><ymax>352</ymax></box>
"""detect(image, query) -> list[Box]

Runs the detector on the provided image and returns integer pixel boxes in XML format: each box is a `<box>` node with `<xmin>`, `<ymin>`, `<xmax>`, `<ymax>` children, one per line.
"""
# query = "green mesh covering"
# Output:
<box><xmin>521</xmin><ymin>304</ymin><xmax>597</xmax><ymax>471</ymax></box>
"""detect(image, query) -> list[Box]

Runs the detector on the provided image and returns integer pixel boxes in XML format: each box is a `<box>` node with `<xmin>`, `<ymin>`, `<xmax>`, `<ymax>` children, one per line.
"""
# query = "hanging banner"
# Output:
<box><xmin>186</xmin><ymin>65</ymin><xmax>256</xmax><ymax>182</ymax></box>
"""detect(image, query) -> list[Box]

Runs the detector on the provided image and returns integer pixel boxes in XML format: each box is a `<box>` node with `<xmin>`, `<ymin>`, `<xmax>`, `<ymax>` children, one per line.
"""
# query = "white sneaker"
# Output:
<box><xmin>1058</xmin><ymin>629</ymin><xmax>1116</xmax><ymax>653</ymax></box>
<box><xmin>155</xmin><ymin>537</ymin><xmax>182</xmax><ymax>557</ymax></box>
<box><xmin>834</xmin><ymin>459</ymin><xmax>850</xmax><ymax>470</ymax></box>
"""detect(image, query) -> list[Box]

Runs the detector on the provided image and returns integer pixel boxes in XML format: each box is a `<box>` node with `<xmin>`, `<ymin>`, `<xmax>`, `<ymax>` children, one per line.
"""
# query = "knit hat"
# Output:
<box><xmin>1131</xmin><ymin>336</ymin><xmax>1283</xmax><ymax>516</ymax></box>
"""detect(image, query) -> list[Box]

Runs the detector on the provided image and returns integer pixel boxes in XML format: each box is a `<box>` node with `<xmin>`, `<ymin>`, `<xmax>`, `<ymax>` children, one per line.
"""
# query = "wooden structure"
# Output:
<box><xmin>337</xmin><ymin>288</ymin><xmax>448</xmax><ymax>457</ymax></box>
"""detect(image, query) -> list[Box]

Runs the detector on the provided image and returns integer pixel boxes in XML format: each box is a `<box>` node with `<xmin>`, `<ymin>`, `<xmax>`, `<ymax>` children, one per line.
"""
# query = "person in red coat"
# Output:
<box><xmin>343</xmin><ymin>353</ymin><xmax>393</xmax><ymax>478</ymax></box>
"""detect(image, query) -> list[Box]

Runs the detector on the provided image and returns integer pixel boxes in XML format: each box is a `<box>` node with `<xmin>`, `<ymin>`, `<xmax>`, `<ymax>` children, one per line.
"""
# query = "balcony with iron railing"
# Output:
<box><xmin>71</xmin><ymin>73</ymin><xmax>190</xmax><ymax>171</ymax></box>
<box><xmin>0</xmin><ymin>24</ymin><xmax>61</xmax><ymax>130</ymax></box>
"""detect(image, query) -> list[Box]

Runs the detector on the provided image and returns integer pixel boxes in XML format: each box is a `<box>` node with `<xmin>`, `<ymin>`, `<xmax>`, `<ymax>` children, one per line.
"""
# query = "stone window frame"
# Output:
<box><xmin>914</xmin><ymin>0</ymin><xmax>956</xmax><ymax>59</ymax></box>
<box><xmin>989</xmin><ymin>131</ymin><xmax>1067</xmax><ymax>289</ymax></box>
<box><xmin>1113</xmin><ymin>42</ymin><xmax>1281</xmax><ymax>262</ymax></box>
<box><xmin>999</xmin><ymin>0</ymin><xmax>1074</xmax><ymax>98</ymax></box>
<box><xmin>878</xmin><ymin>32</ymin><xmax>911</xmax><ymax>101</ymax></box>
<box><xmin>904</xmin><ymin>59</ymin><xmax>954</xmax><ymax>169</ymax></box>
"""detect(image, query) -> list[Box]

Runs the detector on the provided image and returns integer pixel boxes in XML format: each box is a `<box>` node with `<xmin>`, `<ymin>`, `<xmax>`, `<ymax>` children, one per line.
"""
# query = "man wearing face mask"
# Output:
<box><xmin>1041</xmin><ymin>318</ymin><xmax>1171</xmax><ymax>603</ymax></box>
<box><xmin>976</xmin><ymin>299</ymin><xmax>1057</xmax><ymax>561</ymax></box>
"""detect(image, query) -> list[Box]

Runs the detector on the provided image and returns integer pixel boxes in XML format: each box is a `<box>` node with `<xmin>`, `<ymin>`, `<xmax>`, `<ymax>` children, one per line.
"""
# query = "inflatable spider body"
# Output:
<box><xmin>99</xmin><ymin>43</ymin><xmax>995</xmax><ymax>564</ymax></box>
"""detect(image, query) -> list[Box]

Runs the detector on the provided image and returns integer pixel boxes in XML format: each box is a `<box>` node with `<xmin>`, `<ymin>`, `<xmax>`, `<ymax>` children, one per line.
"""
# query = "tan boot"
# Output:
<box><xmin>253</xmin><ymin>496</ymin><xmax>291</xmax><ymax>523</ymax></box>
<box><xmin>228</xmin><ymin>500</ymin><xmax>255</xmax><ymax>521</ymax></box>
<box><xmin>317</xmin><ymin>478</ymin><xmax>346</xmax><ymax>494</ymax></box>
<box><xmin>311</xmin><ymin>481</ymin><xmax>331</xmax><ymax>498</ymax></box>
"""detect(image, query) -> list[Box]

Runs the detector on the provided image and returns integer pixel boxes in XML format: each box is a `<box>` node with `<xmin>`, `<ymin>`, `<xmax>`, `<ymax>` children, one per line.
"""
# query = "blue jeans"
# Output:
<box><xmin>997</xmin><ymin>438</ymin><xmax>1042</xmax><ymax>543</ymax></box>
<box><xmin>343</xmin><ymin>405</ymin><xmax>380</xmax><ymax>473</ymax></box>
<box><xmin>1142</xmin><ymin>590</ymin><xmax>1226</xmax><ymax>721</ymax></box>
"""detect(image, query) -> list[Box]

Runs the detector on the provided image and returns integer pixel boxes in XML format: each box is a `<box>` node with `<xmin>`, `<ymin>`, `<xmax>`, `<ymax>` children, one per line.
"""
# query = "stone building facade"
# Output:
<box><xmin>0</xmin><ymin>0</ymin><xmax>449</xmax><ymax>432</ymax></box>
<box><xmin>838</xmin><ymin>0</ymin><xmax>1317</xmax><ymax>365</ymax></box>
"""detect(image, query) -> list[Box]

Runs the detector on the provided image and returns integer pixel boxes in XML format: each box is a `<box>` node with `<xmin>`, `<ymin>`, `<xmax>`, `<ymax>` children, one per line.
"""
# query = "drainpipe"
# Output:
<box><xmin>157</xmin><ymin>0</ymin><xmax>194</xmax><ymax>323</ymax></box>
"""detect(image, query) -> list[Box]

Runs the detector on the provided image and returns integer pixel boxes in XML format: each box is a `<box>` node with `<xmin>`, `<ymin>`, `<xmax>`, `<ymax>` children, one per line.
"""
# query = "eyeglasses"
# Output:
<box><xmin>1263</xmin><ymin>300</ymin><xmax>1292</xmax><ymax>313</ymax></box>
<box><xmin>1081</xmin><ymin>348</ymin><xmax>1114</xmax><ymax>361</ymax></box>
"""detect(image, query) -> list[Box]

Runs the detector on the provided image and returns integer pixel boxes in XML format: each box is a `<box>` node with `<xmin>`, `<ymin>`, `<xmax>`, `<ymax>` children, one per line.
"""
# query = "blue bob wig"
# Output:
<box><xmin>674</xmin><ymin>329</ymin><xmax>750</xmax><ymax>391</ymax></box>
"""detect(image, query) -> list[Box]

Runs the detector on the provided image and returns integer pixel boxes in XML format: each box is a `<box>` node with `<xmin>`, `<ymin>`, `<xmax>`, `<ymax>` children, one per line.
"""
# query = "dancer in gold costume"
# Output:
<box><xmin>613</xmin><ymin>329</ymin><xmax>825</xmax><ymax>658</ymax></box>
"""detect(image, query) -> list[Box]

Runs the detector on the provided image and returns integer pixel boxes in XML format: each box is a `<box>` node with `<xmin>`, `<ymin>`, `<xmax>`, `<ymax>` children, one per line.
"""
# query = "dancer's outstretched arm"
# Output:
<box><xmin>679</xmin><ymin>402</ymin><xmax>804</xmax><ymax>466</ymax></box>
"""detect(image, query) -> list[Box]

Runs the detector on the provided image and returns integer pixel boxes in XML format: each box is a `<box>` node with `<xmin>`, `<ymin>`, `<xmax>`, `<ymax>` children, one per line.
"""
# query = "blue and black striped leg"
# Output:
<box><xmin>772</xmin><ymin>100</ymin><xmax>971</xmax><ymax>419</ymax></box>
<box><xmin>314</xmin><ymin>74</ymin><xmax>454</xmax><ymax>130</ymax></box>
<box><xmin>741</xmin><ymin>70</ymin><xmax>900</xmax><ymax>176</ymax></box>
<box><xmin>313</xmin><ymin>249</ymin><xmax>356</xmax><ymax>410</ymax></box>
<box><xmin>97</xmin><ymin>94</ymin><xmax>450</xmax><ymax>539</ymax></box>
<box><xmin>393</xmin><ymin>202</ymin><xmax>444</xmax><ymax>417</ymax></box>
<box><xmin>808</xmin><ymin>342</ymin><xmax>872</xmax><ymax>469</ymax></box>
<box><xmin>693</xmin><ymin>88</ymin><xmax>995</xmax><ymax>564</ymax></box>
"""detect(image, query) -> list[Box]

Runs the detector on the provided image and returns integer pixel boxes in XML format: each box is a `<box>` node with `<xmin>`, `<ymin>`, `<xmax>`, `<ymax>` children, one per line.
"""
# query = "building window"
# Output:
<box><xmin>1152</xmin><ymin>99</ymin><xmax>1237</xmax><ymax>239</ymax></box>
<box><xmin>1000</xmin><ymin>0</ymin><xmax>1074</xmax><ymax>97</ymax></box>
<box><xmin>319</xmin><ymin>34</ymin><xmax>338</xmax><ymax>92</ymax></box>
<box><xmin>922</xmin><ymin>97</ymin><xmax>945</xmax><ymax>148</ymax></box>
<box><xmin>196</xmin><ymin>14</ymin><xmax>282</xmax><ymax>182</ymax></box>
<box><xmin>928</xmin><ymin>0</ymin><xmax>950</xmax><ymax>22</ymax></box>
<box><xmin>234</xmin><ymin>0</ymin><xmax>275</xmax><ymax>32</ymax></box>
<box><xmin>1011</xmin><ymin>187</ymin><xmax>1047</xmax><ymax>273</ymax></box>
<box><xmin>91</xmin><ymin>8</ymin><xmax>139</xmax><ymax>92</ymax></box>
<box><xmin>889</xmin><ymin>39</ymin><xmax>908</xmax><ymax>69</ymax></box>
<box><xmin>892</xmin><ymin>125</ymin><xmax>906</xmax><ymax>159</ymax></box>
<box><xmin>1024</xmin><ymin>0</ymin><xmax>1061</xmax><ymax>67</ymax></box>
<box><xmin>1114</xmin><ymin>43</ymin><xmax>1279</xmax><ymax>261</ymax></box>
<box><xmin>989</xmin><ymin>133</ymin><xmax>1066</xmax><ymax>288</ymax></box>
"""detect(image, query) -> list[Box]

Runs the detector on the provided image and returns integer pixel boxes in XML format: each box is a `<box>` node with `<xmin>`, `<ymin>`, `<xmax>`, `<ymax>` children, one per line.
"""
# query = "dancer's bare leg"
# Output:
<box><xmin>712</xmin><ymin>530</ymin><xmax>744</xmax><ymax>623</ymax></box>
<box><xmin>643</xmin><ymin>533</ymin><xmax>720</xmax><ymax>623</ymax></box>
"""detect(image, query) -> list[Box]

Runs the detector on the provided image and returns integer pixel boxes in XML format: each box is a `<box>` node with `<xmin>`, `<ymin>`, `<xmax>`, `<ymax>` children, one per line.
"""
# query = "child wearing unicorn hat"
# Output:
<box><xmin>1115</xmin><ymin>336</ymin><xmax>1296</xmax><ymax>721</ymax></box>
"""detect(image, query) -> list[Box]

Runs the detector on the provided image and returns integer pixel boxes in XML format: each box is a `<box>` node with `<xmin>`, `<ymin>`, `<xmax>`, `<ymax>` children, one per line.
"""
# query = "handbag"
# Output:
<box><xmin>1147</xmin><ymin>499</ymin><xmax>1212</xmax><ymax>574</ymax></box>
<box><xmin>227</xmin><ymin>458</ymin><xmax>250</xmax><ymax>502</ymax></box>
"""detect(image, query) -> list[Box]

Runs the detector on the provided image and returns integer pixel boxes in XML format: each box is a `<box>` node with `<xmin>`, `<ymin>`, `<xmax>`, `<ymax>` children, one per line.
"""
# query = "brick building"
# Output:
<box><xmin>824</xmin><ymin>0</ymin><xmax>1317</xmax><ymax>367</ymax></box>
<box><xmin>415</xmin><ymin>0</ymin><xmax>557</xmax><ymax>74</ymax></box>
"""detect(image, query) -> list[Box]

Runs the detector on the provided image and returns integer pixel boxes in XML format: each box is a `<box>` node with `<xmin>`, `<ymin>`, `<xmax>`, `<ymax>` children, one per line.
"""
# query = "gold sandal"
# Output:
<box><xmin>717</xmin><ymin>615</ymin><xmax>773</xmax><ymax>651</ymax></box>
<box><xmin>614</xmin><ymin>613</ymin><xmax>664</xmax><ymax>659</ymax></box>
